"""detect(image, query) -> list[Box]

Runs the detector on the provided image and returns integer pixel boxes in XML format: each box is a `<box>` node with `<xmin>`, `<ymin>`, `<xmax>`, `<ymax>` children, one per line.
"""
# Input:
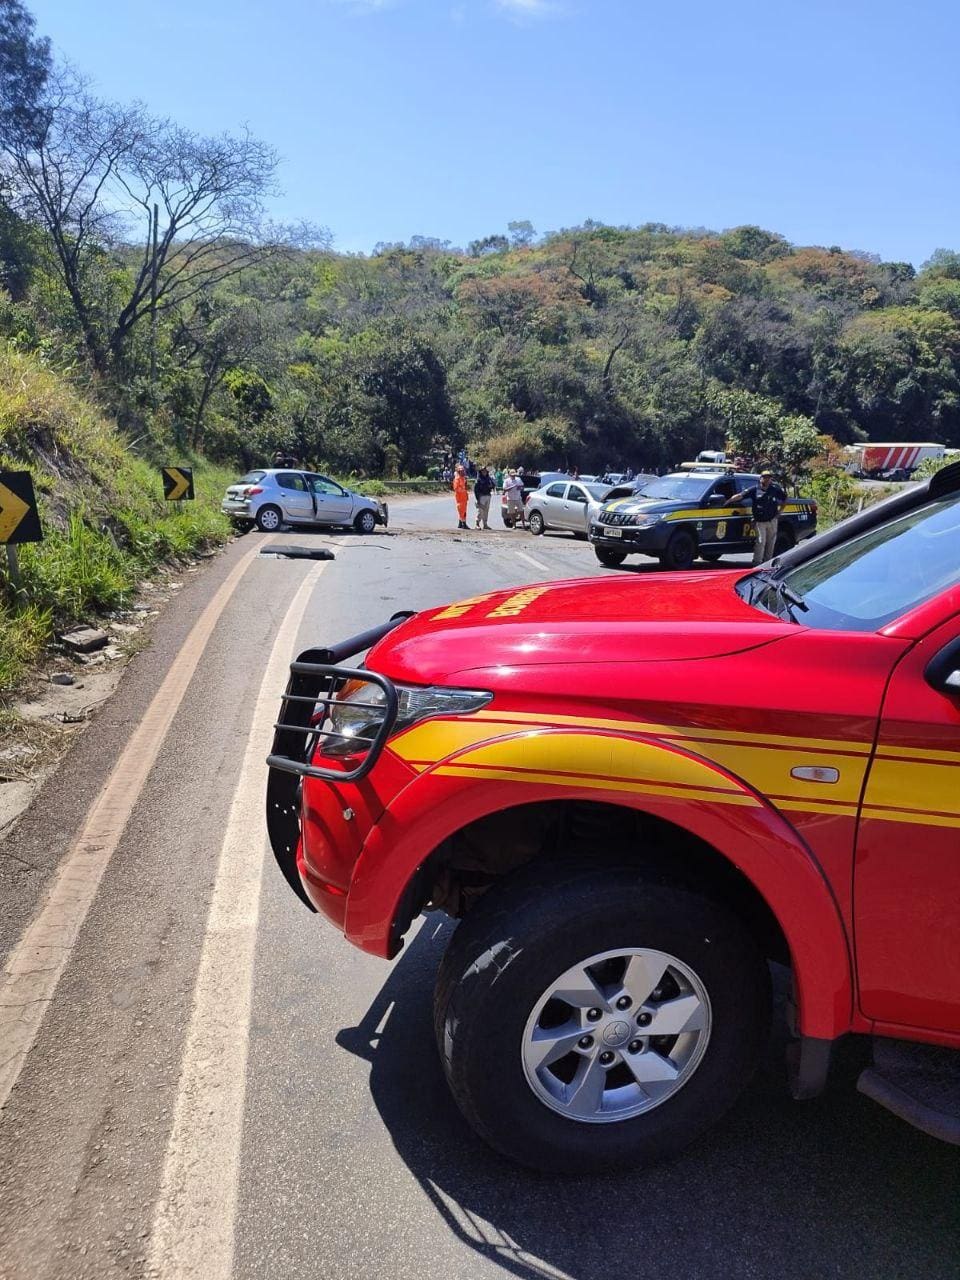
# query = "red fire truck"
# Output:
<box><xmin>268</xmin><ymin>464</ymin><xmax>960</xmax><ymax>1171</ymax></box>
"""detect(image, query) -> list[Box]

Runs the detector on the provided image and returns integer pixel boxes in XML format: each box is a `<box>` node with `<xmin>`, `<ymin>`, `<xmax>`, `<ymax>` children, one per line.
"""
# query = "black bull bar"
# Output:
<box><xmin>265</xmin><ymin>612</ymin><xmax>414</xmax><ymax>911</ymax></box>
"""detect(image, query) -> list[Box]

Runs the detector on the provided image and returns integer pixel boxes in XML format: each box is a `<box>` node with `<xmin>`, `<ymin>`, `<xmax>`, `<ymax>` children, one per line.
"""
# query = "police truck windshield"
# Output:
<box><xmin>637</xmin><ymin>476</ymin><xmax>713</xmax><ymax>502</ymax></box>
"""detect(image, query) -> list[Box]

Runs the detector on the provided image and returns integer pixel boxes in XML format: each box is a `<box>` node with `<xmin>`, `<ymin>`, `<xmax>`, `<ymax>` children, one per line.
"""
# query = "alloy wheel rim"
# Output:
<box><xmin>261</xmin><ymin>509</ymin><xmax>279</xmax><ymax>530</ymax></box>
<box><xmin>521</xmin><ymin>947</ymin><xmax>712</xmax><ymax>1124</ymax></box>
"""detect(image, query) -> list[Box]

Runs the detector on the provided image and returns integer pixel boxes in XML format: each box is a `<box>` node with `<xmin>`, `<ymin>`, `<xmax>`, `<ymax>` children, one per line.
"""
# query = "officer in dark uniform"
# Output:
<box><xmin>731</xmin><ymin>470</ymin><xmax>787</xmax><ymax>565</ymax></box>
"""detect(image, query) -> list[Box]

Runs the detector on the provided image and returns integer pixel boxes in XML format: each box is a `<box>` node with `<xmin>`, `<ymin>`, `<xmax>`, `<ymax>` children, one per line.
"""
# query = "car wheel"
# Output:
<box><xmin>528</xmin><ymin>511</ymin><xmax>545</xmax><ymax>536</ymax></box>
<box><xmin>434</xmin><ymin>858</ymin><xmax>770</xmax><ymax>1173</ymax></box>
<box><xmin>661</xmin><ymin>530</ymin><xmax>697</xmax><ymax>570</ymax></box>
<box><xmin>354</xmin><ymin>509</ymin><xmax>377</xmax><ymax>535</ymax></box>
<box><xmin>255</xmin><ymin>504</ymin><xmax>283</xmax><ymax>533</ymax></box>
<box><xmin>595</xmin><ymin>549</ymin><xmax>627</xmax><ymax>568</ymax></box>
<box><xmin>573</xmin><ymin>531</ymin><xmax>588</xmax><ymax>541</ymax></box>
<box><xmin>774</xmin><ymin>529</ymin><xmax>795</xmax><ymax>557</ymax></box>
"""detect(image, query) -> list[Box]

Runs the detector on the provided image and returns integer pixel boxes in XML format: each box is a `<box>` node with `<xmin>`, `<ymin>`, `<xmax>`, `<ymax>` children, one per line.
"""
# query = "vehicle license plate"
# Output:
<box><xmin>606</xmin><ymin>527</ymin><xmax>622</xmax><ymax>538</ymax></box>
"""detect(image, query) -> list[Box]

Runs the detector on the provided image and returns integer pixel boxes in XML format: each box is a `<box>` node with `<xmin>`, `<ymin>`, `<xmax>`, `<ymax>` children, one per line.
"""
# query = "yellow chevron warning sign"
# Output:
<box><xmin>0</xmin><ymin>472</ymin><xmax>42</xmax><ymax>544</ymax></box>
<box><xmin>162</xmin><ymin>467</ymin><xmax>194</xmax><ymax>501</ymax></box>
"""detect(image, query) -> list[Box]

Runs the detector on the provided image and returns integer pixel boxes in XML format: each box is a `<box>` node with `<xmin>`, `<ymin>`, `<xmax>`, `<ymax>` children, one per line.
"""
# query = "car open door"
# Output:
<box><xmin>309</xmin><ymin>475</ymin><xmax>353</xmax><ymax>525</ymax></box>
<box><xmin>854</xmin><ymin>612</ymin><xmax>960</xmax><ymax>1034</ymax></box>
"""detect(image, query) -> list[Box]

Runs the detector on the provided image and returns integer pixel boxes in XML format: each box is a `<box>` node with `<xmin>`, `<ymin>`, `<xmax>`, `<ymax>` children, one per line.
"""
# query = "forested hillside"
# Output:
<box><xmin>205</xmin><ymin>228</ymin><xmax>960</xmax><ymax>476</ymax></box>
<box><xmin>3</xmin><ymin>0</ymin><xmax>960</xmax><ymax>483</ymax></box>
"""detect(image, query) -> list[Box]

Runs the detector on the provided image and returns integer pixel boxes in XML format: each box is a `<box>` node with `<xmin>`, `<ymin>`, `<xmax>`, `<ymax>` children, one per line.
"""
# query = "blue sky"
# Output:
<box><xmin>28</xmin><ymin>0</ymin><xmax>960</xmax><ymax>266</ymax></box>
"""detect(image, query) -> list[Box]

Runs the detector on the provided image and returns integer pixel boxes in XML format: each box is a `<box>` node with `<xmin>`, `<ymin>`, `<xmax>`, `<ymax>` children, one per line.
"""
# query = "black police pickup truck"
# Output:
<box><xmin>589</xmin><ymin>467</ymin><xmax>818</xmax><ymax>570</ymax></box>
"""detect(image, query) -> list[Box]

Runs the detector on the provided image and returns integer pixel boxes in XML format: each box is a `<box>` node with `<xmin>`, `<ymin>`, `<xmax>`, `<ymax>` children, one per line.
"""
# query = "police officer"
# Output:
<box><xmin>731</xmin><ymin>469</ymin><xmax>787</xmax><ymax>565</ymax></box>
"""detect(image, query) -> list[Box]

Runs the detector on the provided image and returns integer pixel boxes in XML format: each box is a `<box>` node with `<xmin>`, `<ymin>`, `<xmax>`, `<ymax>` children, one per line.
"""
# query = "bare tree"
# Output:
<box><xmin>3</xmin><ymin>68</ymin><xmax>296</xmax><ymax>373</ymax></box>
<box><xmin>107</xmin><ymin>121</ymin><xmax>282</xmax><ymax>366</ymax></box>
<box><xmin>3</xmin><ymin>70</ymin><xmax>146</xmax><ymax>368</ymax></box>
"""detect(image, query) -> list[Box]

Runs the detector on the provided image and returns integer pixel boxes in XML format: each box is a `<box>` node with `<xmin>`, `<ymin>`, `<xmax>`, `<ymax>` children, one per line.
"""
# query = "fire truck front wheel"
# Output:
<box><xmin>434</xmin><ymin>858</ymin><xmax>770</xmax><ymax>1173</ymax></box>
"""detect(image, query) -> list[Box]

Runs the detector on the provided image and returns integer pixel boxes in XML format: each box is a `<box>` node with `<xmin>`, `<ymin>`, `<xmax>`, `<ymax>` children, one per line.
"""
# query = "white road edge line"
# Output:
<box><xmin>514</xmin><ymin>548</ymin><xmax>551</xmax><ymax>573</ymax></box>
<box><xmin>146</xmin><ymin>560</ymin><xmax>327</xmax><ymax>1280</ymax></box>
<box><xmin>0</xmin><ymin>538</ymin><xmax>264</xmax><ymax>1112</ymax></box>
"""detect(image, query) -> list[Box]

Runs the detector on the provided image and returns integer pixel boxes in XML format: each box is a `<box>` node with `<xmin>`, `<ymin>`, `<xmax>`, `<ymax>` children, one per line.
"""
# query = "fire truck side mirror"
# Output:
<box><xmin>924</xmin><ymin>637</ymin><xmax>960</xmax><ymax>696</ymax></box>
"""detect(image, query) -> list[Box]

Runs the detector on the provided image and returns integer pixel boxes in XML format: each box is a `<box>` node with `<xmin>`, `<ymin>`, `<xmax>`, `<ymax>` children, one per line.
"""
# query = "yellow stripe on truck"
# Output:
<box><xmin>388</xmin><ymin>712</ymin><xmax>957</xmax><ymax>829</ymax></box>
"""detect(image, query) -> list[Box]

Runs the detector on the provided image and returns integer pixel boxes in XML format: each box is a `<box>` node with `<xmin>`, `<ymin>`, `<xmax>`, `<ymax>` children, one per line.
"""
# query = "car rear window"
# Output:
<box><xmin>239</xmin><ymin>471</ymin><xmax>266</xmax><ymax>484</ymax></box>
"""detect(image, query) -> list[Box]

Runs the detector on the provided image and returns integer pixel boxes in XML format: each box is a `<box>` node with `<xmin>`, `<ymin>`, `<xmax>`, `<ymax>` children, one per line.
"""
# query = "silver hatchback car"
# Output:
<box><xmin>221</xmin><ymin>469</ymin><xmax>388</xmax><ymax>534</ymax></box>
<box><xmin>525</xmin><ymin>480</ymin><xmax>613</xmax><ymax>537</ymax></box>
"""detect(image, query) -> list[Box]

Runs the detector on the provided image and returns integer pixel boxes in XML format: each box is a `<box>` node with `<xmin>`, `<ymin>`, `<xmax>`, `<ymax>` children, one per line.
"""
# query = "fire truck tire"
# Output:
<box><xmin>595</xmin><ymin>550</ymin><xmax>627</xmax><ymax>568</ymax></box>
<box><xmin>434</xmin><ymin>858</ymin><xmax>769</xmax><ymax>1173</ymax></box>
<box><xmin>660</xmin><ymin>530</ymin><xmax>697</xmax><ymax>570</ymax></box>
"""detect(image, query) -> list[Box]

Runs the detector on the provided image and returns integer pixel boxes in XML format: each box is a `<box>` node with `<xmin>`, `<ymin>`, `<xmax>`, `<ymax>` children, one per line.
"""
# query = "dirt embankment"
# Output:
<box><xmin>0</xmin><ymin>342</ymin><xmax>237</xmax><ymax>832</ymax></box>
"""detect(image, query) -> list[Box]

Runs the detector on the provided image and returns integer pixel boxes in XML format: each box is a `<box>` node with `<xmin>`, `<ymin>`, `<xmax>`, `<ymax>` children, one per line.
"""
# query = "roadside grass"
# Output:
<box><xmin>0</xmin><ymin>344</ymin><xmax>233</xmax><ymax>695</ymax></box>
<box><xmin>0</xmin><ymin>705</ymin><xmax>63</xmax><ymax>784</ymax></box>
<box><xmin>0</xmin><ymin>603</ymin><xmax>51</xmax><ymax>693</ymax></box>
<box><xmin>345</xmin><ymin>476</ymin><xmax>447</xmax><ymax>497</ymax></box>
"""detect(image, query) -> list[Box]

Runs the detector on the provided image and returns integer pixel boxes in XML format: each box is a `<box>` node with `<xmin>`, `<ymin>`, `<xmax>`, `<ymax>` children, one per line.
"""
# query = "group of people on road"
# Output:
<box><xmin>452</xmin><ymin>459</ymin><xmax>789</xmax><ymax>564</ymax></box>
<box><xmin>452</xmin><ymin>463</ymin><xmax>527</xmax><ymax>530</ymax></box>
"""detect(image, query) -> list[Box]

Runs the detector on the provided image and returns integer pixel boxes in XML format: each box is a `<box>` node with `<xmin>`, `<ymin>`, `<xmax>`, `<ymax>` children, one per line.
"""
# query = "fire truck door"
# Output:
<box><xmin>854</xmin><ymin>617</ymin><xmax>960</xmax><ymax>1033</ymax></box>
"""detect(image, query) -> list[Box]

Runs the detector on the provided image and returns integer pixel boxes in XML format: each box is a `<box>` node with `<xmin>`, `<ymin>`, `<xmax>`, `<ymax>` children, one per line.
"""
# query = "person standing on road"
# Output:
<box><xmin>503</xmin><ymin>468</ymin><xmax>525</xmax><ymax>528</ymax></box>
<box><xmin>730</xmin><ymin>469</ymin><xmax>787</xmax><ymax>565</ymax></box>
<box><xmin>453</xmin><ymin>463</ymin><xmax>469</xmax><ymax>530</ymax></box>
<box><xmin>494</xmin><ymin>466</ymin><xmax>504</xmax><ymax>491</ymax></box>
<box><xmin>474</xmin><ymin>466</ymin><xmax>495</xmax><ymax>529</ymax></box>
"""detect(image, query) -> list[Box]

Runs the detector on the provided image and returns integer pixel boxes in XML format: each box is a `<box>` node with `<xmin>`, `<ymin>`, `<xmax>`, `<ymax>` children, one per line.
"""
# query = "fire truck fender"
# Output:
<box><xmin>344</xmin><ymin>726</ymin><xmax>853</xmax><ymax>1038</ymax></box>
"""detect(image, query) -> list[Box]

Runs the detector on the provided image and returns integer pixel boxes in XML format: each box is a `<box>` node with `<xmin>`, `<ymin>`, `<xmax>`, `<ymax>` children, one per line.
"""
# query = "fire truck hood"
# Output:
<box><xmin>367</xmin><ymin>570</ymin><xmax>794</xmax><ymax>683</ymax></box>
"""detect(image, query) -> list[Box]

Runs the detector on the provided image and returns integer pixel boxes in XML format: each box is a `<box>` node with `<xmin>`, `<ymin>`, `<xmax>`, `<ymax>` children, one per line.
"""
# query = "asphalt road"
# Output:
<box><xmin>0</xmin><ymin>497</ymin><xmax>957</xmax><ymax>1280</ymax></box>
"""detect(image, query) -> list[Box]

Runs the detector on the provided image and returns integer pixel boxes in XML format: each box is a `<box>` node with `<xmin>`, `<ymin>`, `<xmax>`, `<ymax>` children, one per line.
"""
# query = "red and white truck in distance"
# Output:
<box><xmin>845</xmin><ymin>442</ymin><xmax>956</xmax><ymax>478</ymax></box>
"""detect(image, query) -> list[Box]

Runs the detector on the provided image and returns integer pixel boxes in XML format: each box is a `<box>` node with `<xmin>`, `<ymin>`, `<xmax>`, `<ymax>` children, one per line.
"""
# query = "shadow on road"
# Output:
<box><xmin>337</xmin><ymin>920</ymin><xmax>959</xmax><ymax>1280</ymax></box>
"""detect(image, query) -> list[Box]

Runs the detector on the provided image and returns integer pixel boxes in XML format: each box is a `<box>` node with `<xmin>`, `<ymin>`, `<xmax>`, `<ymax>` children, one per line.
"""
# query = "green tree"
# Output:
<box><xmin>0</xmin><ymin>0</ymin><xmax>50</xmax><ymax>149</ymax></box>
<box><xmin>507</xmin><ymin>220</ymin><xmax>536</xmax><ymax>248</ymax></box>
<box><xmin>360</xmin><ymin>332</ymin><xmax>456</xmax><ymax>475</ymax></box>
<box><xmin>776</xmin><ymin>414</ymin><xmax>822</xmax><ymax>483</ymax></box>
<box><xmin>468</xmin><ymin>234</ymin><xmax>510</xmax><ymax>258</ymax></box>
<box><xmin>920</xmin><ymin>249</ymin><xmax>960</xmax><ymax>279</ymax></box>
<box><xmin>706</xmin><ymin>386</ymin><xmax>783</xmax><ymax>461</ymax></box>
<box><xmin>718</xmin><ymin>226</ymin><xmax>789</xmax><ymax>262</ymax></box>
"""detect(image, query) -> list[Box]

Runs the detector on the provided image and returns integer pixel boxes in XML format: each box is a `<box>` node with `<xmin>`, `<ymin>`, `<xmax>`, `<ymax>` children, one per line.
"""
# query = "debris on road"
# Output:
<box><xmin>49</xmin><ymin>673</ymin><xmax>75</xmax><ymax>686</ymax></box>
<box><xmin>59</xmin><ymin>627</ymin><xmax>109</xmax><ymax>654</ymax></box>
<box><xmin>259</xmin><ymin>545</ymin><xmax>336</xmax><ymax>561</ymax></box>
